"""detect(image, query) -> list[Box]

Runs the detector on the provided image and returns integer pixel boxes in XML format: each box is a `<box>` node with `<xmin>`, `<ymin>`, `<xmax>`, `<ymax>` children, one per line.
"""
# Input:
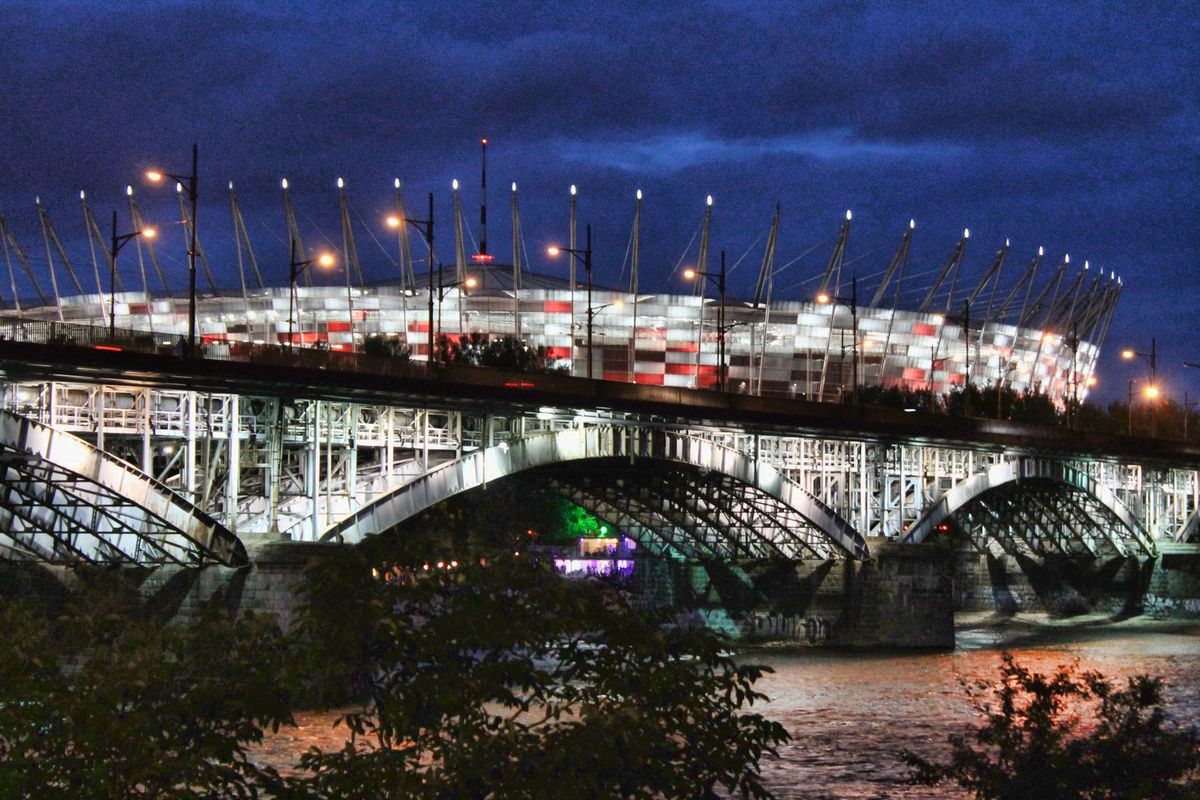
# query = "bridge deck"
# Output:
<box><xmin>0</xmin><ymin>338</ymin><xmax>1195</xmax><ymax>466</ymax></box>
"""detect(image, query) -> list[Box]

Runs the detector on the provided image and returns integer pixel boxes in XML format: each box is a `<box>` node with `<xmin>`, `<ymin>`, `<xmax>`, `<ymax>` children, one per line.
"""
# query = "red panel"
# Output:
<box><xmin>902</xmin><ymin>366</ymin><xmax>927</xmax><ymax>381</ymax></box>
<box><xmin>668</xmin><ymin>342</ymin><xmax>699</xmax><ymax>353</ymax></box>
<box><xmin>913</xmin><ymin>322</ymin><xmax>936</xmax><ymax>336</ymax></box>
<box><xmin>409</xmin><ymin>322</ymin><xmax>431</xmax><ymax>332</ymax></box>
<box><xmin>697</xmin><ymin>365</ymin><xmax>718</xmax><ymax>376</ymax></box>
<box><xmin>697</xmin><ymin>375</ymin><xmax>719</xmax><ymax>389</ymax></box>
<box><xmin>634</xmin><ymin>373</ymin><xmax>665</xmax><ymax>385</ymax></box>
<box><xmin>327</xmin><ymin>321</ymin><xmax>352</xmax><ymax>332</ymax></box>
<box><xmin>602</xmin><ymin>371</ymin><xmax>629</xmax><ymax>382</ymax></box>
<box><xmin>635</xmin><ymin>327</ymin><xmax>666</xmax><ymax>339</ymax></box>
<box><xmin>129</xmin><ymin>304</ymin><xmax>149</xmax><ymax>314</ymax></box>
<box><xmin>545</xmin><ymin>346</ymin><xmax>571</xmax><ymax>359</ymax></box>
<box><xmin>666</xmin><ymin>363</ymin><xmax>697</xmax><ymax>375</ymax></box>
<box><xmin>543</xmin><ymin>301</ymin><xmax>572</xmax><ymax>313</ymax></box>
<box><xmin>201</xmin><ymin>334</ymin><xmax>228</xmax><ymax>344</ymax></box>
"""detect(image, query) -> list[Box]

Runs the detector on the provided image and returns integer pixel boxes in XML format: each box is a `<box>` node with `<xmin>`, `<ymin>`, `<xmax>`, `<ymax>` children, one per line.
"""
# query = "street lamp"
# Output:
<box><xmin>815</xmin><ymin>276</ymin><xmax>859</xmax><ymax>405</ymax></box>
<box><xmin>387</xmin><ymin>191</ymin><xmax>435</xmax><ymax>363</ymax></box>
<box><xmin>435</xmin><ymin>266</ymin><xmax>477</xmax><ymax>354</ymax></box>
<box><xmin>145</xmin><ymin>144</ymin><xmax>198</xmax><ymax>353</ymax></box>
<box><xmin>683</xmin><ymin>250</ymin><xmax>731</xmax><ymax>391</ymax></box>
<box><xmin>108</xmin><ymin>211</ymin><xmax>155</xmax><ymax>337</ymax></box>
<box><xmin>287</xmin><ymin>239</ymin><xmax>335</xmax><ymax>347</ymax></box>
<box><xmin>547</xmin><ymin>224</ymin><xmax>595</xmax><ymax>377</ymax></box>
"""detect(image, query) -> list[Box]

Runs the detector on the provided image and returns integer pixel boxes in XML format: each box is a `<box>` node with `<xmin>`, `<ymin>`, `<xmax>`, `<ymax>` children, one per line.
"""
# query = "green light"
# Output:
<box><xmin>599</xmin><ymin>525</ymin><xmax>608</xmax><ymax>535</ymax></box>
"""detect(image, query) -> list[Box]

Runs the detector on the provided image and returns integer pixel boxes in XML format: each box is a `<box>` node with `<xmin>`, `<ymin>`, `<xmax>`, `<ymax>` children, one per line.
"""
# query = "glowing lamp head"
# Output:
<box><xmin>125</xmin><ymin>185</ymin><xmax>133</xmax><ymax>196</ymax></box>
<box><xmin>79</xmin><ymin>190</ymin><xmax>86</xmax><ymax>200</ymax></box>
<box><xmin>1038</xmin><ymin>245</ymin><xmax>1044</xmax><ymax>256</ymax></box>
<box><xmin>228</xmin><ymin>181</ymin><xmax>234</xmax><ymax>190</ymax></box>
<box><xmin>511</xmin><ymin>181</ymin><xmax>517</xmax><ymax>192</ymax></box>
<box><xmin>317</xmin><ymin>253</ymin><xmax>335</xmax><ymax>268</ymax></box>
<box><xmin>547</xmin><ymin>246</ymin><xmax>561</xmax><ymax>256</ymax></box>
<box><xmin>1122</xmin><ymin>348</ymin><xmax>1135</xmax><ymax>360</ymax></box>
<box><xmin>816</xmin><ymin>291</ymin><xmax>831</xmax><ymax>304</ymax></box>
<box><xmin>386</xmin><ymin>215</ymin><xmax>401</xmax><ymax>229</ymax></box>
<box><xmin>336</xmin><ymin>177</ymin><xmax>344</xmax><ymax>189</ymax></box>
<box><xmin>963</xmin><ymin>227</ymin><xmax>970</xmax><ymax>239</ymax></box>
<box><xmin>1005</xmin><ymin>238</ymin><xmax>1010</xmax><ymax>247</ymax></box>
<box><xmin>281</xmin><ymin>178</ymin><xmax>289</xmax><ymax>190</ymax></box>
<box><xmin>394</xmin><ymin>177</ymin><xmax>400</xmax><ymax>189</ymax></box>
<box><xmin>145</xmin><ymin>170</ymin><xmax>164</xmax><ymax>183</ymax></box>
<box><xmin>845</xmin><ymin>209</ymin><xmax>852</xmax><ymax>221</ymax></box>
<box><xmin>175</xmin><ymin>182</ymin><xmax>183</xmax><ymax>193</ymax></box>
<box><xmin>931</xmin><ymin>314</ymin><xmax>945</xmax><ymax>324</ymax></box>
<box><xmin>1145</xmin><ymin>385</ymin><xmax>1160</xmax><ymax>399</ymax></box>
<box><xmin>570</xmin><ymin>184</ymin><xmax>577</xmax><ymax>196</ymax></box>
<box><xmin>683</xmin><ymin>268</ymin><xmax>697</xmax><ymax>280</ymax></box>
<box><xmin>1065</xmin><ymin>253</ymin><xmax>1070</xmax><ymax>264</ymax></box>
<box><xmin>1043</xmin><ymin>332</ymin><xmax>1056</xmax><ymax>343</ymax></box>
<box><xmin>612</xmin><ymin>299</ymin><xmax>624</xmax><ymax>309</ymax></box>
<box><xmin>141</xmin><ymin>227</ymin><xmax>157</xmax><ymax>239</ymax></box>
<box><xmin>707</xmin><ymin>194</ymin><xmax>713</xmax><ymax>206</ymax></box>
<box><xmin>909</xmin><ymin>218</ymin><xmax>915</xmax><ymax>229</ymax></box>
<box><xmin>636</xmin><ymin>189</ymin><xmax>642</xmax><ymax>200</ymax></box>
<box><xmin>481</xmin><ymin>137</ymin><xmax>488</xmax><ymax>145</ymax></box>
<box><xmin>1086</xmin><ymin>376</ymin><xmax>1097</xmax><ymax>387</ymax></box>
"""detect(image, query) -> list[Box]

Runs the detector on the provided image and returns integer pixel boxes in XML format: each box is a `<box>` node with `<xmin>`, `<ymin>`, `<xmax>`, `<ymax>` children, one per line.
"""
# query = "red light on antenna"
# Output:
<box><xmin>471</xmin><ymin>253</ymin><xmax>494</xmax><ymax>262</ymax></box>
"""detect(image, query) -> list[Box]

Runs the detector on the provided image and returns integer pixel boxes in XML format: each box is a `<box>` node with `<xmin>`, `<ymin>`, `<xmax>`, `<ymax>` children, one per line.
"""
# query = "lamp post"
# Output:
<box><xmin>547</xmin><ymin>224</ymin><xmax>594</xmax><ymax>377</ymax></box>
<box><xmin>387</xmin><ymin>193</ymin><xmax>435</xmax><ymax>363</ymax></box>
<box><xmin>815</xmin><ymin>275</ymin><xmax>859</xmax><ymax>405</ymax></box>
<box><xmin>287</xmin><ymin>238</ymin><xmax>334</xmax><ymax>347</ymax></box>
<box><xmin>145</xmin><ymin>144</ymin><xmax>198</xmax><ymax>353</ymax></box>
<box><xmin>684</xmin><ymin>250</ymin><xmax>729</xmax><ymax>391</ymax></box>
<box><xmin>434</xmin><ymin>265</ymin><xmax>477</xmax><ymax>355</ymax></box>
<box><xmin>1122</xmin><ymin>338</ymin><xmax>1159</xmax><ymax>437</ymax></box>
<box><xmin>108</xmin><ymin>211</ymin><xmax>155</xmax><ymax>337</ymax></box>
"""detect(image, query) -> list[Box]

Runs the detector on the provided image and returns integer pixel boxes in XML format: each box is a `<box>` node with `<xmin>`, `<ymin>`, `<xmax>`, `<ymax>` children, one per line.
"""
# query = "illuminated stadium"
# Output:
<box><xmin>0</xmin><ymin>171</ymin><xmax>1113</xmax><ymax>406</ymax></box>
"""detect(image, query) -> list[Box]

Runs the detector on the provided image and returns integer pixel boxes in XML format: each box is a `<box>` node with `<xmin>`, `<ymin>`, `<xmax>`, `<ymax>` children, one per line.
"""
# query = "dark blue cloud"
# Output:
<box><xmin>0</xmin><ymin>0</ymin><xmax>1196</xmax><ymax>402</ymax></box>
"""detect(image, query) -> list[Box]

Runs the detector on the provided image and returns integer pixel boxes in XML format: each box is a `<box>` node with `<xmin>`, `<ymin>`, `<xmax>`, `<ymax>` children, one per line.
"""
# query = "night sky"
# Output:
<box><xmin>2</xmin><ymin>1</ymin><xmax>1196</xmax><ymax>403</ymax></box>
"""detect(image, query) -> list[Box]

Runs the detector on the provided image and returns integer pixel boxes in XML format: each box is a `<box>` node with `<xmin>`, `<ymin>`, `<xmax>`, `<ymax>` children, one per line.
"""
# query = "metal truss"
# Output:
<box><xmin>546</xmin><ymin>460</ymin><xmax>849</xmax><ymax>561</ymax></box>
<box><xmin>0</xmin><ymin>376</ymin><xmax>1195</xmax><ymax>564</ymax></box>
<box><xmin>0</xmin><ymin>410</ymin><xmax>243</xmax><ymax>565</ymax></box>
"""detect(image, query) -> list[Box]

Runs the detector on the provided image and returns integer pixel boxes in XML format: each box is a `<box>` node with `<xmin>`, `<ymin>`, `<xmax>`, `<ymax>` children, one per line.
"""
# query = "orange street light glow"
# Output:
<box><xmin>386</xmin><ymin>216</ymin><xmax>401</xmax><ymax>228</ymax></box>
<box><xmin>317</xmin><ymin>254</ymin><xmax>335</xmax><ymax>268</ymax></box>
<box><xmin>1121</xmin><ymin>349</ymin><xmax>1135</xmax><ymax>360</ymax></box>
<box><xmin>1086</xmin><ymin>376</ymin><xmax>1098</xmax><ymax>387</ymax></box>
<box><xmin>141</xmin><ymin>227</ymin><xmax>157</xmax><ymax>239</ymax></box>
<box><xmin>145</xmin><ymin>170</ymin><xmax>164</xmax><ymax>183</ymax></box>
<box><xmin>816</xmin><ymin>292</ymin><xmax>831</xmax><ymax>304</ymax></box>
<box><xmin>546</xmin><ymin>246</ymin><xmax>561</xmax><ymax>256</ymax></box>
<box><xmin>683</xmin><ymin>268</ymin><xmax>697</xmax><ymax>280</ymax></box>
<box><xmin>1145</xmin><ymin>386</ymin><xmax>1160</xmax><ymax>399</ymax></box>
<box><xmin>465</xmin><ymin>277</ymin><xmax>478</xmax><ymax>288</ymax></box>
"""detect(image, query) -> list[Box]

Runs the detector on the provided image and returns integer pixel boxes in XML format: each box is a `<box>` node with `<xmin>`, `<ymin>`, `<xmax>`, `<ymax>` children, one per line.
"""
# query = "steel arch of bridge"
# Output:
<box><xmin>0</xmin><ymin>410</ymin><xmax>245</xmax><ymax>566</ymax></box>
<box><xmin>321</xmin><ymin>425</ymin><xmax>869</xmax><ymax>559</ymax></box>
<box><xmin>903</xmin><ymin>458</ymin><xmax>1154</xmax><ymax>558</ymax></box>
<box><xmin>546</xmin><ymin>460</ymin><xmax>850</xmax><ymax>561</ymax></box>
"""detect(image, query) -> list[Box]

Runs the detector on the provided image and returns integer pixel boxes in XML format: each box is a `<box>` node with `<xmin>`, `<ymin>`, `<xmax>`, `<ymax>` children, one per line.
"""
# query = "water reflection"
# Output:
<box><xmin>254</xmin><ymin>619</ymin><xmax>1200</xmax><ymax>798</ymax></box>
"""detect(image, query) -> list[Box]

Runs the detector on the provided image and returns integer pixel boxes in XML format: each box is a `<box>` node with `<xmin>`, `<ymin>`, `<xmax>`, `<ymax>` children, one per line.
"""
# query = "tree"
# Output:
<box><xmin>438</xmin><ymin>333</ymin><xmax>567</xmax><ymax>373</ymax></box>
<box><xmin>901</xmin><ymin>653</ymin><xmax>1200</xmax><ymax>799</ymax></box>
<box><xmin>0</xmin><ymin>572</ymin><xmax>294</xmax><ymax>799</ymax></box>
<box><xmin>288</xmin><ymin>538</ymin><xmax>790</xmax><ymax>799</ymax></box>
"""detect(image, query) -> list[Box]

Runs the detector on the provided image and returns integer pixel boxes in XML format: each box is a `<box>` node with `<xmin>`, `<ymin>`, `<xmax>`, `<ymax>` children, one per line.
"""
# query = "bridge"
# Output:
<box><xmin>0</xmin><ymin>318</ymin><xmax>1193</xmax><ymax>580</ymax></box>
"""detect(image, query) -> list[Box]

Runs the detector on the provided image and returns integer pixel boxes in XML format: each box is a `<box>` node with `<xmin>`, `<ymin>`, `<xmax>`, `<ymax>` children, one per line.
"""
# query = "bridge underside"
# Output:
<box><xmin>941</xmin><ymin>478</ymin><xmax>1153</xmax><ymax>560</ymax></box>
<box><xmin>0</xmin><ymin>411</ymin><xmax>245</xmax><ymax>566</ymax></box>
<box><xmin>543</xmin><ymin>460</ymin><xmax>851</xmax><ymax>561</ymax></box>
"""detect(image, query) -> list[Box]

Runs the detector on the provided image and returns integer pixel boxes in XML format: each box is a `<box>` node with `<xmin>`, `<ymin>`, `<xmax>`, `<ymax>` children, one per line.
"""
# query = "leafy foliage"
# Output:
<box><xmin>901</xmin><ymin>653</ymin><xmax>1200</xmax><ymax>799</ymax></box>
<box><xmin>288</xmin><ymin>540</ymin><xmax>789</xmax><ymax>799</ymax></box>
<box><xmin>438</xmin><ymin>333</ymin><xmax>567</xmax><ymax>373</ymax></box>
<box><xmin>362</xmin><ymin>334</ymin><xmax>411</xmax><ymax>360</ymax></box>
<box><xmin>0</xmin><ymin>572</ymin><xmax>295</xmax><ymax>800</ymax></box>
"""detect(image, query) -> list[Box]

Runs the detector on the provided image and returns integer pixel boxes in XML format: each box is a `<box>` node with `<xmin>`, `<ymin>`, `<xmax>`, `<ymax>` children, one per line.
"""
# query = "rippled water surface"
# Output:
<box><xmin>256</xmin><ymin>617</ymin><xmax>1200</xmax><ymax>798</ymax></box>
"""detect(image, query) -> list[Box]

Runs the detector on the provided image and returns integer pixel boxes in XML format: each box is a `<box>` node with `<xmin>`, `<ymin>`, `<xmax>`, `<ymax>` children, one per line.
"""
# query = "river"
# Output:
<box><xmin>254</xmin><ymin>614</ymin><xmax>1200</xmax><ymax>798</ymax></box>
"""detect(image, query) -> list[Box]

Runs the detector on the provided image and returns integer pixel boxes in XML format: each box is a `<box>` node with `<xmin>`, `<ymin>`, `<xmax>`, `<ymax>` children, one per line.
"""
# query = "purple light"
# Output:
<box><xmin>554</xmin><ymin>558</ymin><xmax>635</xmax><ymax>577</ymax></box>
